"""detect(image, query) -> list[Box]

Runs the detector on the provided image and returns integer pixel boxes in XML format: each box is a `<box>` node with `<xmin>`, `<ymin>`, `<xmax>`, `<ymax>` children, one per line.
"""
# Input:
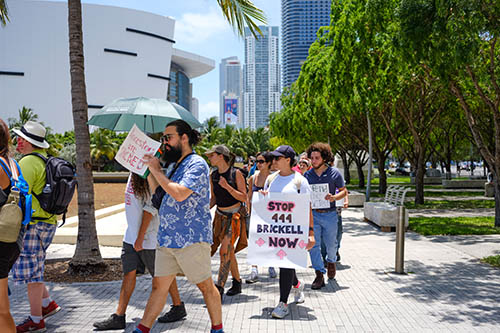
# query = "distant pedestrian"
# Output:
<box><xmin>11</xmin><ymin>121</ymin><xmax>61</xmax><ymax>332</ymax></box>
<box><xmin>262</xmin><ymin>145</ymin><xmax>315</xmax><ymax>319</ymax></box>
<box><xmin>206</xmin><ymin>145</ymin><xmax>248</xmax><ymax>300</ymax></box>
<box><xmin>304</xmin><ymin>142</ymin><xmax>347</xmax><ymax>290</ymax></box>
<box><xmin>134</xmin><ymin>120</ymin><xmax>223</xmax><ymax>333</ymax></box>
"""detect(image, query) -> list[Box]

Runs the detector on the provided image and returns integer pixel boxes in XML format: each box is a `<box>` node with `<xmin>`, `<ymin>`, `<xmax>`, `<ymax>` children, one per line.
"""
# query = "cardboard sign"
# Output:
<box><xmin>247</xmin><ymin>192</ymin><xmax>310</xmax><ymax>269</ymax></box>
<box><xmin>310</xmin><ymin>183</ymin><xmax>330</xmax><ymax>209</ymax></box>
<box><xmin>115</xmin><ymin>124</ymin><xmax>161</xmax><ymax>177</ymax></box>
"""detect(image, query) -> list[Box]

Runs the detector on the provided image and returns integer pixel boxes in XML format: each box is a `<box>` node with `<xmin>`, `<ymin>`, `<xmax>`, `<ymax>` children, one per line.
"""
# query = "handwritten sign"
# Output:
<box><xmin>115</xmin><ymin>124</ymin><xmax>161</xmax><ymax>177</ymax></box>
<box><xmin>247</xmin><ymin>192</ymin><xmax>310</xmax><ymax>269</ymax></box>
<box><xmin>310</xmin><ymin>183</ymin><xmax>330</xmax><ymax>209</ymax></box>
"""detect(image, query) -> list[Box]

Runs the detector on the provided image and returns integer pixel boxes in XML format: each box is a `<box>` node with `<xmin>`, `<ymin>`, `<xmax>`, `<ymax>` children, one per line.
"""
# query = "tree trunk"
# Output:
<box><xmin>340</xmin><ymin>151</ymin><xmax>350</xmax><ymax>184</ymax></box>
<box><xmin>68</xmin><ymin>0</ymin><xmax>105</xmax><ymax>273</ymax></box>
<box><xmin>496</xmin><ymin>178</ymin><xmax>500</xmax><ymax>228</ymax></box>
<box><xmin>355</xmin><ymin>159</ymin><xmax>365</xmax><ymax>188</ymax></box>
<box><xmin>377</xmin><ymin>158</ymin><xmax>387</xmax><ymax>194</ymax></box>
<box><xmin>414</xmin><ymin>153</ymin><xmax>425</xmax><ymax>205</ymax></box>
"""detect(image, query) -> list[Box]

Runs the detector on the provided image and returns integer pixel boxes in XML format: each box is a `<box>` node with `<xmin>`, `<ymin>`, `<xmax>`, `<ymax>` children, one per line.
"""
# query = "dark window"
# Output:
<box><xmin>104</xmin><ymin>48</ymin><xmax>137</xmax><ymax>57</ymax></box>
<box><xmin>0</xmin><ymin>71</ymin><xmax>24</xmax><ymax>76</ymax></box>
<box><xmin>126</xmin><ymin>27</ymin><xmax>175</xmax><ymax>44</ymax></box>
<box><xmin>88</xmin><ymin>105</ymin><xmax>104</xmax><ymax>109</ymax></box>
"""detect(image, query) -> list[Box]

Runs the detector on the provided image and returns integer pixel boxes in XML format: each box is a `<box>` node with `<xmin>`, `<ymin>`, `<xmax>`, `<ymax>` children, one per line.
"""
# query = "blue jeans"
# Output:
<box><xmin>310</xmin><ymin>210</ymin><xmax>338</xmax><ymax>274</ymax></box>
<box><xmin>321</xmin><ymin>212</ymin><xmax>342</xmax><ymax>261</ymax></box>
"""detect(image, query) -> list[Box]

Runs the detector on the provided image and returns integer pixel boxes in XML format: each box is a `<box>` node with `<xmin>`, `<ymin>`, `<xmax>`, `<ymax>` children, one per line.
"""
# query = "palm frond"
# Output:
<box><xmin>217</xmin><ymin>0</ymin><xmax>267</xmax><ymax>38</ymax></box>
<box><xmin>0</xmin><ymin>0</ymin><xmax>9</xmax><ymax>27</ymax></box>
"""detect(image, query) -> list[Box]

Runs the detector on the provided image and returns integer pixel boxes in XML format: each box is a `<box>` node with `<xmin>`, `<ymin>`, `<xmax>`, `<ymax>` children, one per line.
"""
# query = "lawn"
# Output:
<box><xmin>481</xmin><ymin>255</ymin><xmax>500</xmax><ymax>268</ymax></box>
<box><xmin>348</xmin><ymin>176</ymin><xmax>411</xmax><ymax>185</ymax></box>
<box><xmin>409</xmin><ymin>217</ymin><xmax>500</xmax><ymax>236</ymax></box>
<box><xmin>404</xmin><ymin>199</ymin><xmax>495</xmax><ymax>210</ymax></box>
<box><xmin>361</xmin><ymin>190</ymin><xmax>484</xmax><ymax>198</ymax></box>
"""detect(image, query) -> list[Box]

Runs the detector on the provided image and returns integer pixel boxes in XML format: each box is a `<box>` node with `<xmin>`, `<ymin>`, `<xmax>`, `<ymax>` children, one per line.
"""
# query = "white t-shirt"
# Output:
<box><xmin>124</xmin><ymin>175</ymin><xmax>159</xmax><ymax>250</ymax></box>
<box><xmin>264</xmin><ymin>172</ymin><xmax>312</xmax><ymax>195</ymax></box>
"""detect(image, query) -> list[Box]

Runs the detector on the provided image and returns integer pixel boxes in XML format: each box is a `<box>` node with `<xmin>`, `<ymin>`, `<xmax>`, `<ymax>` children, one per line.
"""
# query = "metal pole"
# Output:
<box><xmin>366</xmin><ymin>110</ymin><xmax>372</xmax><ymax>202</ymax></box>
<box><xmin>395</xmin><ymin>206</ymin><xmax>405</xmax><ymax>274</ymax></box>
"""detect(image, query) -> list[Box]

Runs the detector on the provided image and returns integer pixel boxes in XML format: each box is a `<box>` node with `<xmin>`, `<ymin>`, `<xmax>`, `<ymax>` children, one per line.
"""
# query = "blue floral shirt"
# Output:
<box><xmin>157</xmin><ymin>154</ymin><xmax>212</xmax><ymax>248</ymax></box>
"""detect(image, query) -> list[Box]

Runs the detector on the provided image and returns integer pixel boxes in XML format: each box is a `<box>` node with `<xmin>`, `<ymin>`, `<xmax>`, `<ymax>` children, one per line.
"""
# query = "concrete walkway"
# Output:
<box><xmin>9</xmin><ymin>208</ymin><xmax>500</xmax><ymax>332</ymax></box>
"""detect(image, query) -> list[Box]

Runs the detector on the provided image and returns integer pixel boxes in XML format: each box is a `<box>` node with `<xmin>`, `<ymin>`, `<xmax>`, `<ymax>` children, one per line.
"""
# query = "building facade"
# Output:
<box><xmin>219</xmin><ymin>57</ymin><xmax>243</xmax><ymax>127</ymax></box>
<box><xmin>0</xmin><ymin>0</ymin><xmax>213</xmax><ymax>132</ymax></box>
<box><xmin>243</xmin><ymin>26</ymin><xmax>280</xmax><ymax>129</ymax></box>
<box><xmin>281</xmin><ymin>0</ymin><xmax>331</xmax><ymax>88</ymax></box>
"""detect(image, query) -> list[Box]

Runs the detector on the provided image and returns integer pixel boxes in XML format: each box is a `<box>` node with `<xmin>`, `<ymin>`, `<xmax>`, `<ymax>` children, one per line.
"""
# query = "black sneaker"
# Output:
<box><xmin>158</xmin><ymin>302</ymin><xmax>187</xmax><ymax>323</ymax></box>
<box><xmin>337</xmin><ymin>251</ymin><xmax>341</xmax><ymax>262</ymax></box>
<box><xmin>93</xmin><ymin>314</ymin><xmax>125</xmax><ymax>330</ymax></box>
<box><xmin>226</xmin><ymin>278</ymin><xmax>242</xmax><ymax>296</ymax></box>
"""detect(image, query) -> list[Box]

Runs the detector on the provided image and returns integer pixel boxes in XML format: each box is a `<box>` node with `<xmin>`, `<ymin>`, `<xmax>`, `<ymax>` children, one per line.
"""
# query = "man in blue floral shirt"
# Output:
<box><xmin>133</xmin><ymin>120</ymin><xmax>223</xmax><ymax>333</ymax></box>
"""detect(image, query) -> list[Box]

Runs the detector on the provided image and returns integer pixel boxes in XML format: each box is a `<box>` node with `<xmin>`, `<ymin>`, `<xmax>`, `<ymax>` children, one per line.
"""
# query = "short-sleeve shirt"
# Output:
<box><xmin>264</xmin><ymin>172</ymin><xmax>312</xmax><ymax>196</ymax></box>
<box><xmin>157</xmin><ymin>154</ymin><xmax>212</xmax><ymax>249</ymax></box>
<box><xmin>19</xmin><ymin>149</ymin><xmax>57</xmax><ymax>224</ymax></box>
<box><xmin>304</xmin><ymin>166</ymin><xmax>345</xmax><ymax>209</ymax></box>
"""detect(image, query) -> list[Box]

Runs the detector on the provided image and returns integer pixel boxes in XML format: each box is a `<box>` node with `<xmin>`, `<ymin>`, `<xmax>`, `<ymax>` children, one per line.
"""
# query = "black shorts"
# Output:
<box><xmin>0</xmin><ymin>241</ymin><xmax>20</xmax><ymax>279</ymax></box>
<box><xmin>121</xmin><ymin>242</ymin><xmax>155</xmax><ymax>275</ymax></box>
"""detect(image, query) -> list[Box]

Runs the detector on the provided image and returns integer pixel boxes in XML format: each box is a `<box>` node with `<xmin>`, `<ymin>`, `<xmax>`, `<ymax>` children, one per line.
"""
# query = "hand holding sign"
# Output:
<box><xmin>115</xmin><ymin>124</ymin><xmax>161</xmax><ymax>177</ymax></box>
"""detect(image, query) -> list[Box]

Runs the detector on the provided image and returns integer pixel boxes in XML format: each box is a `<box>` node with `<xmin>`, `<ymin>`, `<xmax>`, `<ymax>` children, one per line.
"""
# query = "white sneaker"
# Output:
<box><xmin>271</xmin><ymin>301</ymin><xmax>289</xmax><ymax>319</ymax></box>
<box><xmin>293</xmin><ymin>281</ymin><xmax>305</xmax><ymax>304</ymax></box>
<box><xmin>268</xmin><ymin>267</ymin><xmax>277</xmax><ymax>278</ymax></box>
<box><xmin>246</xmin><ymin>269</ymin><xmax>259</xmax><ymax>284</ymax></box>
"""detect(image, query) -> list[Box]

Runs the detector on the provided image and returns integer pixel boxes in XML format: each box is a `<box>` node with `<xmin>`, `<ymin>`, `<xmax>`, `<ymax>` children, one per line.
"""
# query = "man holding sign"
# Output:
<box><xmin>248</xmin><ymin>145</ymin><xmax>315</xmax><ymax>319</ymax></box>
<box><xmin>304</xmin><ymin>142</ymin><xmax>347</xmax><ymax>289</ymax></box>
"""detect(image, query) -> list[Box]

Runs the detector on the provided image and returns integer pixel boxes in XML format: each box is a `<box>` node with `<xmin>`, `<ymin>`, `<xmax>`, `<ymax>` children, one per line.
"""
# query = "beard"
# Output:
<box><xmin>163</xmin><ymin>142</ymin><xmax>183</xmax><ymax>164</ymax></box>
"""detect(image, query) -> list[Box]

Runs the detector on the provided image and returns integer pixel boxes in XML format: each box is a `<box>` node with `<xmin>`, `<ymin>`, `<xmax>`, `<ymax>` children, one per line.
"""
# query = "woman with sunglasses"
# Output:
<box><xmin>262</xmin><ymin>145</ymin><xmax>315</xmax><ymax>319</ymax></box>
<box><xmin>246</xmin><ymin>152</ymin><xmax>277</xmax><ymax>283</ymax></box>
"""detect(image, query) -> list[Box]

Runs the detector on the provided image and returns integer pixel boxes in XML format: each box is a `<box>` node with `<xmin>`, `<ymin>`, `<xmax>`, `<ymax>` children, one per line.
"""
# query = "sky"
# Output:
<box><xmin>50</xmin><ymin>0</ymin><xmax>282</xmax><ymax>123</ymax></box>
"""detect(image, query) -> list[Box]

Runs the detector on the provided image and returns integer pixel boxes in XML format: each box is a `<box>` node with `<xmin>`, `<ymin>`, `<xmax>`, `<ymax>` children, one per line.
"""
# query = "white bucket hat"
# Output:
<box><xmin>13</xmin><ymin>121</ymin><xmax>50</xmax><ymax>149</ymax></box>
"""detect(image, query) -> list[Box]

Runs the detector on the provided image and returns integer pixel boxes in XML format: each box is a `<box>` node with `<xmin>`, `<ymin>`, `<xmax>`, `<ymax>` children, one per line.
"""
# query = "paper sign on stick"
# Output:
<box><xmin>247</xmin><ymin>192</ymin><xmax>310</xmax><ymax>269</ymax></box>
<box><xmin>115</xmin><ymin>124</ymin><xmax>161</xmax><ymax>177</ymax></box>
<box><xmin>310</xmin><ymin>183</ymin><xmax>330</xmax><ymax>209</ymax></box>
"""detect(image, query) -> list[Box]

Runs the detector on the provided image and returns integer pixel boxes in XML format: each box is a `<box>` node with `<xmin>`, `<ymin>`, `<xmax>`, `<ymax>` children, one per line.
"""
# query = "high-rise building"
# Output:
<box><xmin>219</xmin><ymin>57</ymin><xmax>243</xmax><ymax>127</ymax></box>
<box><xmin>281</xmin><ymin>0</ymin><xmax>331</xmax><ymax>88</ymax></box>
<box><xmin>243</xmin><ymin>26</ymin><xmax>281</xmax><ymax>129</ymax></box>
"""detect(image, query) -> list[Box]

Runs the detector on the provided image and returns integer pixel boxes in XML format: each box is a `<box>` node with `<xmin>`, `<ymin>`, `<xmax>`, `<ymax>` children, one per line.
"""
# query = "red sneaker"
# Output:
<box><xmin>42</xmin><ymin>300</ymin><xmax>61</xmax><ymax>319</ymax></box>
<box><xmin>16</xmin><ymin>317</ymin><xmax>46</xmax><ymax>332</ymax></box>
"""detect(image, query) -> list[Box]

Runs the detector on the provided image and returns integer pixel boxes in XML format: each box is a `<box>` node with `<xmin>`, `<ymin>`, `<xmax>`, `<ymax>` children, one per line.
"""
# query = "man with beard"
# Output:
<box><xmin>133</xmin><ymin>120</ymin><xmax>223</xmax><ymax>333</ymax></box>
<box><xmin>304</xmin><ymin>142</ymin><xmax>347</xmax><ymax>289</ymax></box>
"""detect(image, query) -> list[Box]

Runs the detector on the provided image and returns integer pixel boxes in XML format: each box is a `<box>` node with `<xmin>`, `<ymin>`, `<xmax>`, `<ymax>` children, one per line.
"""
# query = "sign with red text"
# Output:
<box><xmin>247</xmin><ymin>192</ymin><xmax>310</xmax><ymax>269</ymax></box>
<box><xmin>115</xmin><ymin>124</ymin><xmax>161</xmax><ymax>177</ymax></box>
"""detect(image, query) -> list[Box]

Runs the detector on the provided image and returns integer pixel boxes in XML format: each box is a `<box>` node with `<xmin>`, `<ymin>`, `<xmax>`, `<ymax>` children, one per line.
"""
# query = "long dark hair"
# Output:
<box><xmin>0</xmin><ymin>118</ymin><xmax>10</xmax><ymax>159</ymax></box>
<box><xmin>167</xmin><ymin>120</ymin><xmax>201</xmax><ymax>147</ymax></box>
<box><xmin>131</xmin><ymin>173</ymin><xmax>150</xmax><ymax>201</ymax></box>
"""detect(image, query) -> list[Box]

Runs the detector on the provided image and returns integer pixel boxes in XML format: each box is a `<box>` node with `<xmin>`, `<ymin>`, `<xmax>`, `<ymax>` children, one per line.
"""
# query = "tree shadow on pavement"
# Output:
<box><xmin>249</xmin><ymin>304</ymin><xmax>317</xmax><ymax>321</ymax></box>
<box><xmin>372</xmin><ymin>259</ymin><xmax>500</xmax><ymax>325</ymax></box>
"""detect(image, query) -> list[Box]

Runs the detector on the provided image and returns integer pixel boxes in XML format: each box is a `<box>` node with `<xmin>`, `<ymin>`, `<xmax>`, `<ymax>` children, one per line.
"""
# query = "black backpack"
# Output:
<box><xmin>27</xmin><ymin>153</ymin><xmax>77</xmax><ymax>226</ymax></box>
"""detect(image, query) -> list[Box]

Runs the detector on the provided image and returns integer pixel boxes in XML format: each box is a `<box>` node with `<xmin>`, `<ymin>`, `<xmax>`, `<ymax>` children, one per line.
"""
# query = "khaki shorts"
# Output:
<box><xmin>155</xmin><ymin>242</ymin><xmax>212</xmax><ymax>285</ymax></box>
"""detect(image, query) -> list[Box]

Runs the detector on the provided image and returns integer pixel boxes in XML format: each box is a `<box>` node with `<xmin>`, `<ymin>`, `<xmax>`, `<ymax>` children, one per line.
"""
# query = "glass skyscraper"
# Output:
<box><xmin>281</xmin><ymin>0</ymin><xmax>331</xmax><ymax>88</ymax></box>
<box><xmin>243</xmin><ymin>26</ymin><xmax>281</xmax><ymax>129</ymax></box>
<box><xmin>219</xmin><ymin>56</ymin><xmax>243</xmax><ymax>127</ymax></box>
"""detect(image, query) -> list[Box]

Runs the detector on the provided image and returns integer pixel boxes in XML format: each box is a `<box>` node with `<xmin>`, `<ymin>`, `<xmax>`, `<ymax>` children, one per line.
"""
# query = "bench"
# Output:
<box><xmin>348</xmin><ymin>191</ymin><xmax>365</xmax><ymax>207</ymax></box>
<box><xmin>364</xmin><ymin>185</ymin><xmax>410</xmax><ymax>232</ymax></box>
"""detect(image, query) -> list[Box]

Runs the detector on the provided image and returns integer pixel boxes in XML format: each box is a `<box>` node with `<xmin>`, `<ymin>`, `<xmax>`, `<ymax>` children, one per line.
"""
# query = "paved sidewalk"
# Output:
<box><xmin>9</xmin><ymin>209</ymin><xmax>500</xmax><ymax>332</ymax></box>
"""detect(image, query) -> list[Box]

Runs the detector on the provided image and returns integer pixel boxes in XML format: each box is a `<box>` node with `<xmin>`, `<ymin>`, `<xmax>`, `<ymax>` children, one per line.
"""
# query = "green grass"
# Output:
<box><xmin>361</xmin><ymin>191</ymin><xmax>484</xmax><ymax>198</ymax></box>
<box><xmin>348</xmin><ymin>176</ymin><xmax>411</xmax><ymax>185</ymax></box>
<box><xmin>481</xmin><ymin>255</ymin><xmax>500</xmax><ymax>268</ymax></box>
<box><xmin>405</xmin><ymin>200</ymin><xmax>495</xmax><ymax>210</ymax></box>
<box><xmin>409</xmin><ymin>217</ymin><xmax>500</xmax><ymax>236</ymax></box>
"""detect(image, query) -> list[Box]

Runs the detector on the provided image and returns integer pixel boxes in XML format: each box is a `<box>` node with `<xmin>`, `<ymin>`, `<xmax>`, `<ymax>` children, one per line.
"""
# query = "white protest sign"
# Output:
<box><xmin>115</xmin><ymin>124</ymin><xmax>161</xmax><ymax>177</ymax></box>
<box><xmin>247</xmin><ymin>192</ymin><xmax>310</xmax><ymax>269</ymax></box>
<box><xmin>310</xmin><ymin>183</ymin><xmax>330</xmax><ymax>209</ymax></box>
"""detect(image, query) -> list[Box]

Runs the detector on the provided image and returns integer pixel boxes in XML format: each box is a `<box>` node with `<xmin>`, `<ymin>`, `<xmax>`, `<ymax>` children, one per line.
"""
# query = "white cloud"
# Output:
<box><xmin>198</xmin><ymin>101</ymin><xmax>219</xmax><ymax>123</ymax></box>
<box><xmin>174</xmin><ymin>7</ymin><xmax>232</xmax><ymax>44</ymax></box>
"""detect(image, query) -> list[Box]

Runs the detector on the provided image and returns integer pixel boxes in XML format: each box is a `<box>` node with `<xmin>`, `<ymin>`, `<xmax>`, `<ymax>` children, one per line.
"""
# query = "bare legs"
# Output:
<box><xmin>0</xmin><ymin>278</ymin><xmax>15</xmax><ymax>332</ymax></box>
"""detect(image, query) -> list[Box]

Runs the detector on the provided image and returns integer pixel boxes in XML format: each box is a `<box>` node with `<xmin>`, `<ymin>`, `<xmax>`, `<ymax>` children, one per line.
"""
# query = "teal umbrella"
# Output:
<box><xmin>88</xmin><ymin>97</ymin><xmax>202</xmax><ymax>132</ymax></box>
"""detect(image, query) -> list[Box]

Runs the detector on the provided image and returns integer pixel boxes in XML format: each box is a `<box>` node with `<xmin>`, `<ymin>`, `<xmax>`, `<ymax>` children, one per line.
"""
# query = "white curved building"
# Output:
<box><xmin>0</xmin><ymin>0</ymin><xmax>214</xmax><ymax>132</ymax></box>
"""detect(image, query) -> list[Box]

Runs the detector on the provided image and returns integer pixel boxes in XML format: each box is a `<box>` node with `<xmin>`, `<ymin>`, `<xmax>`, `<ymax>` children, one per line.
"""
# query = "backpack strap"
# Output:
<box><xmin>0</xmin><ymin>158</ymin><xmax>12</xmax><ymax>180</ymax></box>
<box><xmin>26</xmin><ymin>152</ymin><xmax>48</xmax><ymax>164</ymax></box>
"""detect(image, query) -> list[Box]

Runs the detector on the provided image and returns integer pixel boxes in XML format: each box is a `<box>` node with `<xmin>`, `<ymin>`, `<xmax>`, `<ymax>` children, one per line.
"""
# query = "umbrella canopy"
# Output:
<box><xmin>88</xmin><ymin>97</ymin><xmax>202</xmax><ymax>132</ymax></box>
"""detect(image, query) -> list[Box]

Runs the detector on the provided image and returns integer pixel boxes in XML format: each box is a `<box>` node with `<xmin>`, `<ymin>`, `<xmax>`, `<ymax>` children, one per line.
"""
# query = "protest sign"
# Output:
<box><xmin>310</xmin><ymin>183</ymin><xmax>330</xmax><ymax>209</ymax></box>
<box><xmin>115</xmin><ymin>124</ymin><xmax>161</xmax><ymax>177</ymax></box>
<box><xmin>247</xmin><ymin>192</ymin><xmax>310</xmax><ymax>269</ymax></box>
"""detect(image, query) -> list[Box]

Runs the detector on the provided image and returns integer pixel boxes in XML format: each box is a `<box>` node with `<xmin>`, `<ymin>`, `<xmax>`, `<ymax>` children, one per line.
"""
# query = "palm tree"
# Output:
<box><xmin>90</xmin><ymin>129</ymin><xmax>118</xmax><ymax>171</ymax></box>
<box><xmin>0</xmin><ymin>0</ymin><xmax>8</xmax><ymax>26</ymax></box>
<box><xmin>7</xmin><ymin>106</ymin><xmax>39</xmax><ymax>129</ymax></box>
<box><xmin>67</xmin><ymin>0</ymin><xmax>267</xmax><ymax>272</ymax></box>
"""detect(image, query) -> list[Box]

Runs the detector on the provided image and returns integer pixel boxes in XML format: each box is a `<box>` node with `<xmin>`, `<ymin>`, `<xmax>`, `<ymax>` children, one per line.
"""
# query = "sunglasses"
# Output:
<box><xmin>160</xmin><ymin>133</ymin><xmax>177</xmax><ymax>143</ymax></box>
<box><xmin>273</xmin><ymin>156</ymin><xmax>285</xmax><ymax>161</ymax></box>
<box><xmin>256</xmin><ymin>159</ymin><xmax>266</xmax><ymax>164</ymax></box>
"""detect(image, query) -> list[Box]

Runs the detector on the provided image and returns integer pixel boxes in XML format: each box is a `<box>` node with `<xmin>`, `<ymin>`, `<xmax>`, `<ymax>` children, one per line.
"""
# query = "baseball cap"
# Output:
<box><xmin>270</xmin><ymin>145</ymin><xmax>296</xmax><ymax>159</ymax></box>
<box><xmin>205</xmin><ymin>144</ymin><xmax>231</xmax><ymax>157</ymax></box>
